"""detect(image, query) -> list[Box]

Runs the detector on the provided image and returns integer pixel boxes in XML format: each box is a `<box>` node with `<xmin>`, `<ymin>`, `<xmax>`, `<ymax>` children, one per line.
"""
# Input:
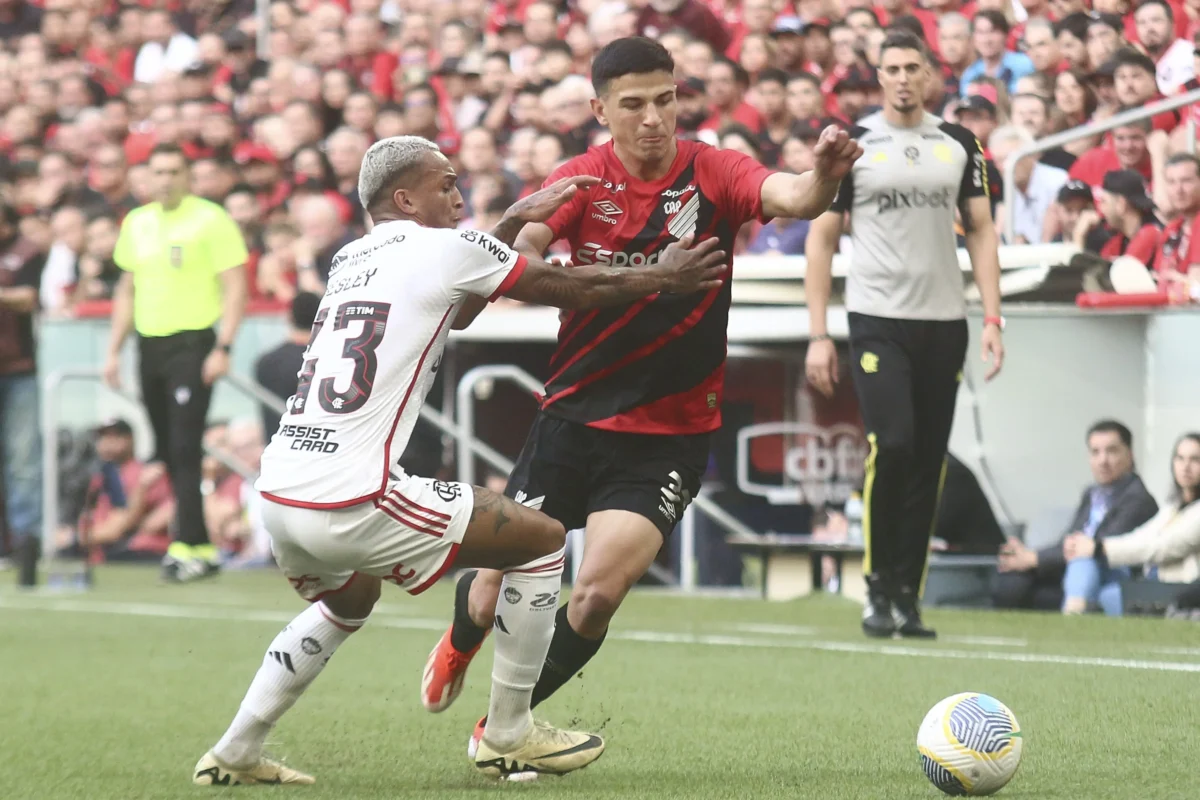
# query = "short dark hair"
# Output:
<box><xmin>756</xmin><ymin>67</ymin><xmax>789</xmax><ymax>88</ymax></box>
<box><xmin>1088</xmin><ymin>419</ymin><xmax>1133</xmax><ymax>449</ymax></box>
<box><xmin>1054</xmin><ymin>12</ymin><xmax>1090</xmax><ymax>41</ymax></box>
<box><xmin>540</xmin><ymin>40</ymin><xmax>573</xmax><ymax>58</ymax></box>
<box><xmin>591</xmin><ymin>36</ymin><xmax>675</xmax><ymax>96</ymax></box>
<box><xmin>712</xmin><ymin>56</ymin><xmax>750</xmax><ymax>88</ymax></box>
<box><xmin>717</xmin><ymin>123</ymin><xmax>761</xmax><ymax>158</ymax></box>
<box><xmin>1113</xmin><ymin>112</ymin><xmax>1153</xmax><ymax>133</ymax></box>
<box><xmin>889</xmin><ymin>15</ymin><xmax>928</xmax><ymax>43</ymax></box>
<box><xmin>291</xmin><ymin>292</ymin><xmax>321</xmax><ymax>331</ymax></box>
<box><xmin>1166</xmin><ymin>153</ymin><xmax>1200</xmax><ymax>174</ymax></box>
<box><xmin>1112</xmin><ymin>47</ymin><xmax>1156</xmax><ymax>76</ymax></box>
<box><xmin>149</xmin><ymin>143</ymin><xmax>187</xmax><ymax>163</ymax></box>
<box><xmin>879</xmin><ymin>29</ymin><xmax>928</xmax><ymax>60</ymax></box>
<box><xmin>227</xmin><ymin>182</ymin><xmax>256</xmax><ymax>198</ymax></box>
<box><xmin>787</xmin><ymin>71</ymin><xmax>821</xmax><ymax>90</ymax></box>
<box><xmin>1136</xmin><ymin>0</ymin><xmax>1174</xmax><ymax>21</ymax></box>
<box><xmin>973</xmin><ymin>9</ymin><xmax>1010</xmax><ymax>35</ymax></box>
<box><xmin>846</xmin><ymin>7</ymin><xmax>880</xmax><ymax>27</ymax></box>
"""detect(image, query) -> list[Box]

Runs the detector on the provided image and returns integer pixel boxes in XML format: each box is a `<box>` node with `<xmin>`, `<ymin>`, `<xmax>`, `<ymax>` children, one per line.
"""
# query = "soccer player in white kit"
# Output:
<box><xmin>191</xmin><ymin>136</ymin><xmax>727</xmax><ymax>787</ymax></box>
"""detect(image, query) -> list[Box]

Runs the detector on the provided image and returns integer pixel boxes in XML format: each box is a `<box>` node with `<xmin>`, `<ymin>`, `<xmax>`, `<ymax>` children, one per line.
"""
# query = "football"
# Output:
<box><xmin>917</xmin><ymin>692</ymin><xmax>1023</xmax><ymax>796</ymax></box>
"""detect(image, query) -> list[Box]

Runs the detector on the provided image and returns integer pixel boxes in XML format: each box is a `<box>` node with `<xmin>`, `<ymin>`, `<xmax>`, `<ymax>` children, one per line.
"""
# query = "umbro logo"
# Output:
<box><xmin>592</xmin><ymin>200</ymin><xmax>623</xmax><ymax>216</ymax></box>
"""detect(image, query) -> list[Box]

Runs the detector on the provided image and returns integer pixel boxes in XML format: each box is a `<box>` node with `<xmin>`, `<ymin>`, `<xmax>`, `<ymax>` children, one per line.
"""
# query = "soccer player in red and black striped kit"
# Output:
<box><xmin>420</xmin><ymin>36</ymin><xmax>863</xmax><ymax>757</ymax></box>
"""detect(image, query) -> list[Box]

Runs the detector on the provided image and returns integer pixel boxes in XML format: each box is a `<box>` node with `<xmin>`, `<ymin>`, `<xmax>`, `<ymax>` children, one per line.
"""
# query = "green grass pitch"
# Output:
<box><xmin>3</xmin><ymin>566</ymin><xmax>1199</xmax><ymax>799</ymax></box>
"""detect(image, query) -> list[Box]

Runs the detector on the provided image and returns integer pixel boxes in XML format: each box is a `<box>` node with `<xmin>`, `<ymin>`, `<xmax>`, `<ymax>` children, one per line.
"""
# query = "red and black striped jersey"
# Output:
<box><xmin>538</xmin><ymin>138</ymin><xmax>773</xmax><ymax>435</ymax></box>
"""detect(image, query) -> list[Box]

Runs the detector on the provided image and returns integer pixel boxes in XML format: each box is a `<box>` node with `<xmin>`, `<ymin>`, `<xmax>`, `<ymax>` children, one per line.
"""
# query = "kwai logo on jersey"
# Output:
<box><xmin>575</xmin><ymin>242</ymin><xmax>661</xmax><ymax>267</ymax></box>
<box><xmin>874</xmin><ymin>187</ymin><xmax>952</xmax><ymax>214</ymax></box>
<box><xmin>459</xmin><ymin>230</ymin><xmax>511</xmax><ymax>263</ymax></box>
<box><xmin>736</xmin><ymin>422</ymin><xmax>868</xmax><ymax>506</ymax></box>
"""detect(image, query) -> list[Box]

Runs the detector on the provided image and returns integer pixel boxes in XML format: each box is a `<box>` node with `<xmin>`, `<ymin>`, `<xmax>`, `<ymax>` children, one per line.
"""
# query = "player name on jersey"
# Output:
<box><xmin>255</xmin><ymin>220</ymin><xmax>527</xmax><ymax>508</ymax></box>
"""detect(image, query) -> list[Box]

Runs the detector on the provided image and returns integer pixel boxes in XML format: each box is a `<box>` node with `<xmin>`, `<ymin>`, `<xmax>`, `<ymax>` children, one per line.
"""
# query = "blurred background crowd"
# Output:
<box><xmin>2</xmin><ymin>0</ymin><xmax>1200</xmax><ymax>317</ymax></box>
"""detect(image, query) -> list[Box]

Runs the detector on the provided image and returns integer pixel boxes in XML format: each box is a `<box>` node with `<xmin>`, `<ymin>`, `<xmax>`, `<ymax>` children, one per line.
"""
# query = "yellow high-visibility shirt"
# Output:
<box><xmin>114</xmin><ymin>195</ymin><xmax>248</xmax><ymax>337</ymax></box>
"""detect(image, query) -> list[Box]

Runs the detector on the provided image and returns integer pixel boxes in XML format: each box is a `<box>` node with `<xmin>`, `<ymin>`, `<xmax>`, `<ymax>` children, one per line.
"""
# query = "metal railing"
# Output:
<box><xmin>1003</xmin><ymin>88</ymin><xmax>1200</xmax><ymax>242</ymax></box>
<box><xmin>40</xmin><ymin>368</ymin><xmax>263</xmax><ymax>576</ymax></box>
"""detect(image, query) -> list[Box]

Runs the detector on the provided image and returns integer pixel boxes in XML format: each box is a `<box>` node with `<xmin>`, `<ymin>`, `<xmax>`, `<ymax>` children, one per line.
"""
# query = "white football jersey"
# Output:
<box><xmin>256</xmin><ymin>220</ymin><xmax>527</xmax><ymax>508</ymax></box>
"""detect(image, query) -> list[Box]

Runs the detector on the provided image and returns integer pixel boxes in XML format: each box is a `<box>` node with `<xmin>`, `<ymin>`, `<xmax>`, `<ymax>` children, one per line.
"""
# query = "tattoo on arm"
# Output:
<box><xmin>489</xmin><ymin>215</ymin><xmax>527</xmax><ymax>248</ymax></box>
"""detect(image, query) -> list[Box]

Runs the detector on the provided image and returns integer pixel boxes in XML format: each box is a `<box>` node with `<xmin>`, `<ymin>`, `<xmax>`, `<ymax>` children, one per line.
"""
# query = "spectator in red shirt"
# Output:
<box><xmin>727</xmin><ymin>0</ymin><xmax>777</xmax><ymax>61</ymax></box>
<box><xmin>1055</xmin><ymin>12</ymin><xmax>1092</xmax><ymax>72</ymax></box>
<box><xmin>786</xmin><ymin>71</ymin><xmax>828</xmax><ymax>128</ymax></box>
<box><xmin>637</xmin><ymin>0</ymin><xmax>731</xmax><ymax>54</ymax></box>
<box><xmin>81</xmin><ymin>419</ymin><xmax>175</xmax><ymax>562</ymax></box>
<box><xmin>233</xmin><ymin>142</ymin><xmax>291</xmax><ymax>212</ymax></box>
<box><xmin>344</xmin><ymin>14</ymin><xmax>399</xmax><ymax>100</ymax></box>
<box><xmin>1156</xmin><ymin>153</ymin><xmax>1200</xmax><ymax>283</ymax></box>
<box><xmin>86</xmin><ymin>144</ymin><xmax>138</xmax><ymax>219</ymax></box>
<box><xmin>699</xmin><ymin>57</ymin><xmax>764</xmax><ymax>132</ymax></box>
<box><xmin>751</xmin><ymin>68</ymin><xmax>791</xmax><ymax>166</ymax></box>
<box><xmin>211</xmin><ymin>29</ymin><xmax>268</xmax><ymax>107</ymax></box>
<box><xmin>1069</xmin><ymin>117</ymin><xmax>1155</xmax><ymax>187</ymax></box>
<box><xmin>1134</xmin><ymin>0</ymin><xmax>1196</xmax><ymax>94</ymax></box>
<box><xmin>1112</xmin><ymin>47</ymin><xmax>1181</xmax><ymax>132</ymax></box>
<box><xmin>769</xmin><ymin>17</ymin><xmax>806</xmax><ymax>72</ymax></box>
<box><xmin>802</xmin><ymin>20</ymin><xmax>836</xmax><ymax>76</ymax></box>
<box><xmin>403</xmin><ymin>83</ymin><xmax>441</xmax><ymax>142</ymax></box>
<box><xmin>1087</xmin><ymin>13</ymin><xmax>1127</xmax><ymax>73</ymax></box>
<box><xmin>831</xmin><ymin>68</ymin><xmax>879</xmax><ymax>123</ymax></box>
<box><xmin>674</xmin><ymin>77</ymin><xmax>711</xmax><ymax>135</ymax></box>
<box><xmin>938</xmin><ymin>13</ymin><xmax>973</xmax><ymax>97</ymax></box>
<box><xmin>1079</xmin><ymin>169</ymin><xmax>1162</xmax><ymax>263</ymax></box>
<box><xmin>879</xmin><ymin>0</ymin><xmax>941</xmax><ymax>54</ymax></box>
<box><xmin>1023</xmin><ymin>18</ymin><xmax>1062</xmax><ymax>83</ymax></box>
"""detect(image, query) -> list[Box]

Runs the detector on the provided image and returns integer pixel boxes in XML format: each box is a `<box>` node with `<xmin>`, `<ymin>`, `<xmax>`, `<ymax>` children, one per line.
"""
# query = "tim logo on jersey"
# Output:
<box><xmin>459</xmin><ymin>230</ymin><xmax>510</xmax><ymax>264</ymax></box>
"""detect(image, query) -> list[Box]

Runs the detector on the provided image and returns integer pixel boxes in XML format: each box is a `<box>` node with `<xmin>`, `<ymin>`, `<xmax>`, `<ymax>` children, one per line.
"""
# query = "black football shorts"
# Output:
<box><xmin>504</xmin><ymin>412</ymin><xmax>710</xmax><ymax>538</ymax></box>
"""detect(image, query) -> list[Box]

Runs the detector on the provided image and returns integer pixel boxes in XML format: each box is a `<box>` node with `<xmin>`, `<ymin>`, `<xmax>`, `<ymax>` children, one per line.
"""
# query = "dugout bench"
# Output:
<box><xmin>727</xmin><ymin>534</ymin><xmax>1000</xmax><ymax>607</ymax></box>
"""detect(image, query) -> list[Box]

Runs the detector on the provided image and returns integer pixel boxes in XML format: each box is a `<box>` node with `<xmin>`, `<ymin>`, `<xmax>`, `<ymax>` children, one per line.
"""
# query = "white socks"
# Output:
<box><xmin>483</xmin><ymin>546</ymin><xmax>566</xmax><ymax>752</ymax></box>
<box><xmin>213</xmin><ymin>602</ymin><xmax>365</xmax><ymax>768</ymax></box>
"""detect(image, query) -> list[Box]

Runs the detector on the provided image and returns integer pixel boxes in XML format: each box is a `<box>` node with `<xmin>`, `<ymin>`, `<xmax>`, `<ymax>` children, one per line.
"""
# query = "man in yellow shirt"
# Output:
<box><xmin>104</xmin><ymin>143</ymin><xmax>249</xmax><ymax>582</ymax></box>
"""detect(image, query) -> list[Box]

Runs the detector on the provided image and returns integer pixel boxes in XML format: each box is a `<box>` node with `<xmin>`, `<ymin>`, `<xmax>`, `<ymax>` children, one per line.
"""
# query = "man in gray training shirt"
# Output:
<box><xmin>805</xmin><ymin>30</ymin><xmax>1005</xmax><ymax>639</ymax></box>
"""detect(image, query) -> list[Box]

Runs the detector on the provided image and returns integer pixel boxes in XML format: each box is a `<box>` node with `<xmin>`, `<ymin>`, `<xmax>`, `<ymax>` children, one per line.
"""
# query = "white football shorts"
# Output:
<box><xmin>263</xmin><ymin>474</ymin><xmax>473</xmax><ymax>602</ymax></box>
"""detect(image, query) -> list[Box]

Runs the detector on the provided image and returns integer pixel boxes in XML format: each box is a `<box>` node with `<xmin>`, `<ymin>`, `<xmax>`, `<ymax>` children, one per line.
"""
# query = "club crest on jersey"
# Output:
<box><xmin>665</xmin><ymin>192</ymin><xmax>700</xmax><ymax>240</ymax></box>
<box><xmin>591</xmin><ymin>199</ymin><xmax>623</xmax><ymax>225</ymax></box>
<box><xmin>432</xmin><ymin>480</ymin><xmax>462</xmax><ymax>502</ymax></box>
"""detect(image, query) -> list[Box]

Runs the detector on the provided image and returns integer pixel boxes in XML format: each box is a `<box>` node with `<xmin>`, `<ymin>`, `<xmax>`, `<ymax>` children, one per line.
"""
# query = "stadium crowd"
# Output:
<box><xmin>0</xmin><ymin>0</ymin><xmax>1198</xmax><ymax>604</ymax></box>
<box><xmin>0</xmin><ymin>0</ymin><xmax>1198</xmax><ymax>309</ymax></box>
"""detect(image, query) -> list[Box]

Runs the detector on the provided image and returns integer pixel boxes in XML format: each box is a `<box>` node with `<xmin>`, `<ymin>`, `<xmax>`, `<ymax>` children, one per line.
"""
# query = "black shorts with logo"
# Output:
<box><xmin>505</xmin><ymin>412</ymin><xmax>710</xmax><ymax>538</ymax></box>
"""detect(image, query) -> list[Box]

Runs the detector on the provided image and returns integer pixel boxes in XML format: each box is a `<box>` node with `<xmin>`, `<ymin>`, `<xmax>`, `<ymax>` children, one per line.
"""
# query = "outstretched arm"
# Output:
<box><xmin>761</xmin><ymin>126</ymin><xmax>863</xmax><ymax>220</ymax></box>
<box><xmin>503</xmin><ymin>236</ymin><xmax>727</xmax><ymax>309</ymax></box>
<box><xmin>452</xmin><ymin>177</ymin><xmax>588</xmax><ymax>330</ymax></box>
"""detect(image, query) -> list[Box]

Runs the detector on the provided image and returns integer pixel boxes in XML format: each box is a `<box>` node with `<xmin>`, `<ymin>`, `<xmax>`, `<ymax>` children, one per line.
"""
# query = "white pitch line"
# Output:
<box><xmin>727</xmin><ymin>624</ymin><xmax>1026</xmax><ymax>648</ymax></box>
<box><xmin>0</xmin><ymin>597</ymin><xmax>1195</xmax><ymax>673</ymax></box>
<box><xmin>729</xmin><ymin>623</ymin><xmax>820</xmax><ymax>636</ymax></box>
<box><xmin>1149</xmin><ymin>647</ymin><xmax>1200</xmax><ymax>656</ymax></box>
<box><xmin>935</xmin><ymin>635</ymin><xmax>1028</xmax><ymax>648</ymax></box>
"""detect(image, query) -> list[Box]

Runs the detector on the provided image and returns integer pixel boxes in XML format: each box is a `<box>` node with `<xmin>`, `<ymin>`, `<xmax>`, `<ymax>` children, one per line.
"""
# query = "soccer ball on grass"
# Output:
<box><xmin>916</xmin><ymin>692</ymin><xmax>1022</xmax><ymax>796</ymax></box>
